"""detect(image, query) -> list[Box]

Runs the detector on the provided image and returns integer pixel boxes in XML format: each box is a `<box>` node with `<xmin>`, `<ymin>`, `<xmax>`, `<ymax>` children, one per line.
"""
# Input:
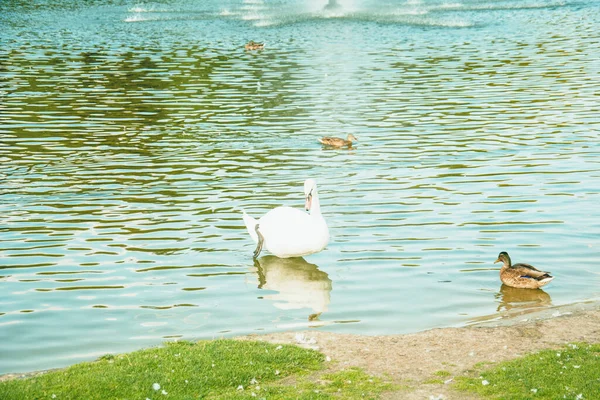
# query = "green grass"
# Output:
<box><xmin>455</xmin><ymin>343</ymin><xmax>600</xmax><ymax>399</ymax></box>
<box><xmin>218</xmin><ymin>367</ymin><xmax>397</xmax><ymax>399</ymax></box>
<box><xmin>423</xmin><ymin>369</ymin><xmax>453</xmax><ymax>384</ymax></box>
<box><xmin>0</xmin><ymin>340</ymin><xmax>395</xmax><ymax>399</ymax></box>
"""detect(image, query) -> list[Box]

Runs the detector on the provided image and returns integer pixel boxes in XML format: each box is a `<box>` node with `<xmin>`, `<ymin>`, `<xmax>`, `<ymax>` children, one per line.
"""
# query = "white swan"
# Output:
<box><xmin>243</xmin><ymin>179</ymin><xmax>329</xmax><ymax>258</ymax></box>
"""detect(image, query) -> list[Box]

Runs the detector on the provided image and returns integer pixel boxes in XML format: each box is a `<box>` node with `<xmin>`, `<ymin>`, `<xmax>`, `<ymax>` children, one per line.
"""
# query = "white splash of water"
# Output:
<box><xmin>124</xmin><ymin>14</ymin><xmax>146</xmax><ymax>22</ymax></box>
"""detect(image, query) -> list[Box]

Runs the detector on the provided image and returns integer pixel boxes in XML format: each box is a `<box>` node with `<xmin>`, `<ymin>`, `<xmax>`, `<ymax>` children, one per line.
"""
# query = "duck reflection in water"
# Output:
<box><xmin>254</xmin><ymin>256</ymin><xmax>332</xmax><ymax>321</ymax></box>
<box><xmin>496</xmin><ymin>284</ymin><xmax>552</xmax><ymax>313</ymax></box>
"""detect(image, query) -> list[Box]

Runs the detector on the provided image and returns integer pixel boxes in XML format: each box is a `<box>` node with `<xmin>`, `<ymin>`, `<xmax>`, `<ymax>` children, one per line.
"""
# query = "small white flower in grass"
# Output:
<box><xmin>482</xmin><ymin>380</ymin><xmax>489</xmax><ymax>386</ymax></box>
<box><xmin>275</xmin><ymin>345</ymin><xmax>282</xmax><ymax>350</ymax></box>
<box><xmin>51</xmin><ymin>395</ymin><xmax>56</xmax><ymax>399</ymax></box>
<box><xmin>152</xmin><ymin>383</ymin><xmax>161</xmax><ymax>391</ymax></box>
<box><xmin>326</xmin><ymin>356</ymin><xmax>331</xmax><ymax>362</ymax></box>
<box><xmin>161</xmin><ymin>389</ymin><xmax>168</xmax><ymax>395</ymax></box>
<box><xmin>185</xmin><ymin>380</ymin><xmax>188</xmax><ymax>383</ymax></box>
<box><xmin>275</xmin><ymin>370</ymin><xmax>280</xmax><ymax>375</ymax></box>
<box><xmin>531</xmin><ymin>388</ymin><xmax>538</xmax><ymax>393</ymax></box>
<box><xmin>256</xmin><ymin>386</ymin><xmax>260</xmax><ymax>390</ymax></box>
<box><xmin>237</xmin><ymin>385</ymin><xmax>244</xmax><ymax>391</ymax></box>
<box><xmin>250</xmin><ymin>378</ymin><xmax>258</xmax><ymax>385</ymax></box>
<box><xmin>576</xmin><ymin>394</ymin><xmax>583</xmax><ymax>400</ymax></box>
<box><xmin>556</xmin><ymin>353</ymin><xmax>561</xmax><ymax>357</ymax></box>
<box><xmin>251</xmin><ymin>392</ymin><xmax>256</xmax><ymax>397</ymax></box>
<box><xmin>574</xmin><ymin>365</ymin><xmax>581</xmax><ymax>369</ymax></box>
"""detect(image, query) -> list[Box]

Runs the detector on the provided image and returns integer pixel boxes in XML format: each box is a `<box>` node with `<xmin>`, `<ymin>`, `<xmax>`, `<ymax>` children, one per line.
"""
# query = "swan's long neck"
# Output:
<box><xmin>310</xmin><ymin>189</ymin><xmax>322</xmax><ymax>217</ymax></box>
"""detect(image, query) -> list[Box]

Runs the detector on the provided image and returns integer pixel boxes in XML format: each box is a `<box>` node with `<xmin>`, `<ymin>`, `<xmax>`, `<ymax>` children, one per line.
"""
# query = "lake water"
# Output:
<box><xmin>1</xmin><ymin>0</ymin><xmax>599</xmax><ymax>374</ymax></box>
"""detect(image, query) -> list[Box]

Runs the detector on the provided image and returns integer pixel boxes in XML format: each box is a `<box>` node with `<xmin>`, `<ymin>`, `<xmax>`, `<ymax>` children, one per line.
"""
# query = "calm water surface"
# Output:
<box><xmin>1</xmin><ymin>0</ymin><xmax>600</xmax><ymax>374</ymax></box>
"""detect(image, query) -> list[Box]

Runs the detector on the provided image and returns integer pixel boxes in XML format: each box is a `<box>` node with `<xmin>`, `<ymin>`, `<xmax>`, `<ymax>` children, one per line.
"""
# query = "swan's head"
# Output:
<box><xmin>304</xmin><ymin>179</ymin><xmax>317</xmax><ymax>211</ymax></box>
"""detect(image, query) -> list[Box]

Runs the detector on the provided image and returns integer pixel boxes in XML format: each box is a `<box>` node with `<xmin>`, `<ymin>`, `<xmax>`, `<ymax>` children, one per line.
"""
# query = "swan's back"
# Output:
<box><xmin>259</xmin><ymin>207</ymin><xmax>329</xmax><ymax>258</ymax></box>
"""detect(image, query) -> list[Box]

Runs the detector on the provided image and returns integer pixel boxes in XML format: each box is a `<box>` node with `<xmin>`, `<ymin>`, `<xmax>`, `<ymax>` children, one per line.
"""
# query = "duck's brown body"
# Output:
<box><xmin>495</xmin><ymin>251</ymin><xmax>554</xmax><ymax>289</ymax></box>
<box><xmin>245</xmin><ymin>41</ymin><xmax>264</xmax><ymax>50</ymax></box>
<box><xmin>318</xmin><ymin>134</ymin><xmax>357</xmax><ymax>148</ymax></box>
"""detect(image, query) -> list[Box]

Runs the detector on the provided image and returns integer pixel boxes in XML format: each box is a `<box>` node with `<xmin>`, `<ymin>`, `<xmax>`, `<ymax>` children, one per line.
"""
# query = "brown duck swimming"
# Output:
<box><xmin>494</xmin><ymin>251</ymin><xmax>554</xmax><ymax>289</ymax></box>
<box><xmin>245</xmin><ymin>41</ymin><xmax>264</xmax><ymax>51</ymax></box>
<box><xmin>318</xmin><ymin>134</ymin><xmax>358</xmax><ymax>148</ymax></box>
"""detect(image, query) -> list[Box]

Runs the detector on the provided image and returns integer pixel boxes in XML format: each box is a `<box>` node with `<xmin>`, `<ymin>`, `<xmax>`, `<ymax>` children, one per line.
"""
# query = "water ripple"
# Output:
<box><xmin>1</xmin><ymin>0</ymin><xmax>600</xmax><ymax>375</ymax></box>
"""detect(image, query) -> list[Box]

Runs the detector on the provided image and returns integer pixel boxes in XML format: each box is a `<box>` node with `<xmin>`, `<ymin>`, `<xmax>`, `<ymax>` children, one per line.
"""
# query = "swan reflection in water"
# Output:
<box><xmin>496</xmin><ymin>284</ymin><xmax>552</xmax><ymax>313</ymax></box>
<box><xmin>253</xmin><ymin>256</ymin><xmax>332</xmax><ymax>321</ymax></box>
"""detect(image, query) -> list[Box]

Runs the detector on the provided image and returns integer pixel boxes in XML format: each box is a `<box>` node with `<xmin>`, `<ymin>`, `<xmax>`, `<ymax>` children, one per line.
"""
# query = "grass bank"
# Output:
<box><xmin>456</xmin><ymin>342</ymin><xmax>600</xmax><ymax>399</ymax></box>
<box><xmin>2</xmin><ymin>305</ymin><xmax>600</xmax><ymax>399</ymax></box>
<box><xmin>0</xmin><ymin>339</ymin><xmax>393</xmax><ymax>399</ymax></box>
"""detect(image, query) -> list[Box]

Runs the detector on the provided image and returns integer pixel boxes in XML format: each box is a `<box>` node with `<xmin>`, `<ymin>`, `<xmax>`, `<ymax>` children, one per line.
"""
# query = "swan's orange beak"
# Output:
<box><xmin>305</xmin><ymin>193</ymin><xmax>312</xmax><ymax>211</ymax></box>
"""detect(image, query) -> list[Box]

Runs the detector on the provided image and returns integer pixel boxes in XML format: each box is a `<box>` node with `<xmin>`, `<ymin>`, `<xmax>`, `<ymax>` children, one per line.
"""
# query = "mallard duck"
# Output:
<box><xmin>243</xmin><ymin>179</ymin><xmax>329</xmax><ymax>259</ymax></box>
<box><xmin>494</xmin><ymin>251</ymin><xmax>554</xmax><ymax>289</ymax></box>
<box><xmin>318</xmin><ymin>134</ymin><xmax>358</xmax><ymax>148</ymax></box>
<box><xmin>245</xmin><ymin>41</ymin><xmax>264</xmax><ymax>51</ymax></box>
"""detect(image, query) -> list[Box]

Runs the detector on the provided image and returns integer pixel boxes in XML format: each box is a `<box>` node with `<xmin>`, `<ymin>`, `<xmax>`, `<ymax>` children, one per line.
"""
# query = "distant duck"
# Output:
<box><xmin>245</xmin><ymin>41</ymin><xmax>264</xmax><ymax>51</ymax></box>
<box><xmin>494</xmin><ymin>251</ymin><xmax>554</xmax><ymax>289</ymax></box>
<box><xmin>243</xmin><ymin>179</ymin><xmax>329</xmax><ymax>259</ymax></box>
<box><xmin>318</xmin><ymin>134</ymin><xmax>358</xmax><ymax>148</ymax></box>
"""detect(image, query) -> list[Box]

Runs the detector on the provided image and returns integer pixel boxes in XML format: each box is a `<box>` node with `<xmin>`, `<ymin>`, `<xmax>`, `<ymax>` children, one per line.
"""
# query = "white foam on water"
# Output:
<box><xmin>124</xmin><ymin>14</ymin><xmax>147</xmax><ymax>22</ymax></box>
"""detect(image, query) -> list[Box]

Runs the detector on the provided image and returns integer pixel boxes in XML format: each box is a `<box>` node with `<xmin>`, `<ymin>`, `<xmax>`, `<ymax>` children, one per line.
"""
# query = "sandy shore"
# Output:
<box><xmin>243</xmin><ymin>300</ymin><xmax>600</xmax><ymax>399</ymax></box>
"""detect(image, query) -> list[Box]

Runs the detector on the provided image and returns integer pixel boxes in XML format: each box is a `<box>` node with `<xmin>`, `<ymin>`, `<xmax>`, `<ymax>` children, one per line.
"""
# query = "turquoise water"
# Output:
<box><xmin>1</xmin><ymin>0</ymin><xmax>599</xmax><ymax>374</ymax></box>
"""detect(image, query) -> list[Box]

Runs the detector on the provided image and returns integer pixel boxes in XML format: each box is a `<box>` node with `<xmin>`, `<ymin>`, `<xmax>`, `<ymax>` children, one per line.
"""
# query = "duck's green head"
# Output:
<box><xmin>494</xmin><ymin>251</ymin><xmax>511</xmax><ymax>266</ymax></box>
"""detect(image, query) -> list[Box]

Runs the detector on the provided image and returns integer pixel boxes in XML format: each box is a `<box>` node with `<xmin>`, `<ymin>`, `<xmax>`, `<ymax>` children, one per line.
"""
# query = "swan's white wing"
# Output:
<box><xmin>259</xmin><ymin>207</ymin><xmax>329</xmax><ymax>258</ymax></box>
